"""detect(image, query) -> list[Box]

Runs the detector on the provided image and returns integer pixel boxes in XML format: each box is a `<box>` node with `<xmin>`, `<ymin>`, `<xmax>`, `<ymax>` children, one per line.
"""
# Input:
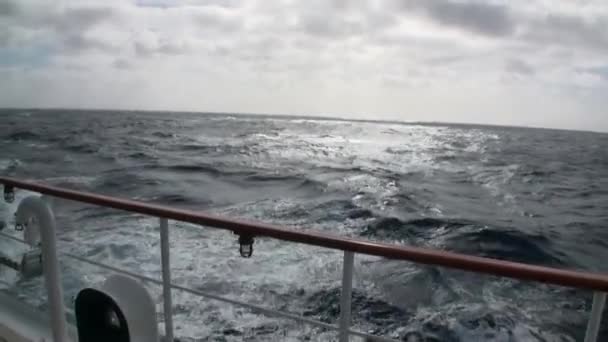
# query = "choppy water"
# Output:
<box><xmin>1</xmin><ymin>109</ymin><xmax>607</xmax><ymax>341</ymax></box>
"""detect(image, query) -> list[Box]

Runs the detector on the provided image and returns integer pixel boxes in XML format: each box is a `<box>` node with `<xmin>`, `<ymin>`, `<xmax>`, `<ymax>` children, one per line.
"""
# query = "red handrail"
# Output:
<box><xmin>2</xmin><ymin>176</ymin><xmax>608</xmax><ymax>292</ymax></box>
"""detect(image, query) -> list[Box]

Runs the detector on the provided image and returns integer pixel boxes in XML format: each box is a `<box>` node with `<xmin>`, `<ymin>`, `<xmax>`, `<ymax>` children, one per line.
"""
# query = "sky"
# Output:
<box><xmin>1</xmin><ymin>0</ymin><xmax>607</xmax><ymax>132</ymax></box>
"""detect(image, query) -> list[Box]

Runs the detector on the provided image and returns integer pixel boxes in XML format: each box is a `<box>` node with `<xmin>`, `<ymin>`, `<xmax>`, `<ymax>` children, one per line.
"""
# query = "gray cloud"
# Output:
<box><xmin>424</xmin><ymin>55</ymin><xmax>466</xmax><ymax>66</ymax></box>
<box><xmin>1</xmin><ymin>1</ymin><xmax>116</xmax><ymax>32</ymax></box>
<box><xmin>136</xmin><ymin>0</ymin><xmax>243</xmax><ymax>9</ymax></box>
<box><xmin>0</xmin><ymin>0</ymin><xmax>18</xmax><ymax>17</ymax></box>
<box><xmin>403</xmin><ymin>0</ymin><xmax>514</xmax><ymax>37</ymax></box>
<box><xmin>51</xmin><ymin>6</ymin><xmax>116</xmax><ymax>34</ymax></box>
<box><xmin>270</xmin><ymin>1</ymin><xmax>397</xmax><ymax>40</ymax></box>
<box><xmin>583</xmin><ymin>65</ymin><xmax>608</xmax><ymax>80</ymax></box>
<box><xmin>62</xmin><ymin>34</ymin><xmax>115</xmax><ymax>53</ymax></box>
<box><xmin>134</xmin><ymin>38</ymin><xmax>191</xmax><ymax>57</ymax></box>
<box><xmin>194</xmin><ymin>7</ymin><xmax>243</xmax><ymax>32</ymax></box>
<box><xmin>0</xmin><ymin>1</ymin><xmax>119</xmax><ymax>53</ymax></box>
<box><xmin>505</xmin><ymin>58</ymin><xmax>535</xmax><ymax>75</ymax></box>
<box><xmin>523</xmin><ymin>13</ymin><xmax>608</xmax><ymax>52</ymax></box>
<box><xmin>296</xmin><ymin>13</ymin><xmax>365</xmax><ymax>38</ymax></box>
<box><xmin>134</xmin><ymin>41</ymin><xmax>156</xmax><ymax>57</ymax></box>
<box><xmin>0</xmin><ymin>29</ymin><xmax>7</xmax><ymax>45</ymax></box>
<box><xmin>157</xmin><ymin>41</ymin><xmax>190</xmax><ymax>55</ymax></box>
<box><xmin>112</xmin><ymin>58</ymin><xmax>131</xmax><ymax>69</ymax></box>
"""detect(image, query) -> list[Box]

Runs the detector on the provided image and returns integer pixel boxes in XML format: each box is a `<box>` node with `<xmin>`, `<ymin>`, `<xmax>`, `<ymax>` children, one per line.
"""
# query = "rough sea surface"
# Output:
<box><xmin>1</xmin><ymin>109</ymin><xmax>607</xmax><ymax>341</ymax></box>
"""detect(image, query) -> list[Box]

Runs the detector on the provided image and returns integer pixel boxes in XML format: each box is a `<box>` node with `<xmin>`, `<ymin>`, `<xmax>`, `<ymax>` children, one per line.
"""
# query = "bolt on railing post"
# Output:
<box><xmin>584</xmin><ymin>291</ymin><xmax>606</xmax><ymax>342</ymax></box>
<box><xmin>339</xmin><ymin>251</ymin><xmax>354</xmax><ymax>342</ymax></box>
<box><xmin>160</xmin><ymin>218</ymin><xmax>174</xmax><ymax>342</ymax></box>
<box><xmin>15</xmin><ymin>196</ymin><xmax>68</xmax><ymax>342</ymax></box>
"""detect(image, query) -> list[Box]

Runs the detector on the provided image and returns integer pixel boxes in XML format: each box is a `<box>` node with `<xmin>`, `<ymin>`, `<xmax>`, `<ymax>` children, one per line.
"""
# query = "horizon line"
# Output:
<box><xmin>1</xmin><ymin>106</ymin><xmax>606</xmax><ymax>135</ymax></box>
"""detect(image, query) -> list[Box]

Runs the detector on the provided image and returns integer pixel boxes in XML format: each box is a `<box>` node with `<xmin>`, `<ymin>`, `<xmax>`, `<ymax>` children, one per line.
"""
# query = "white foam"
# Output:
<box><xmin>0</xmin><ymin>159</ymin><xmax>20</xmax><ymax>172</ymax></box>
<box><xmin>42</xmin><ymin>175</ymin><xmax>97</xmax><ymax>186</ymax></box>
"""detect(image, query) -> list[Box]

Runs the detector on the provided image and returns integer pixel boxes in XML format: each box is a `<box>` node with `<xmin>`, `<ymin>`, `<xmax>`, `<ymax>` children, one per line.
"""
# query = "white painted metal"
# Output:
<box><xmin>0</xmin><ymin>291</ymin><xmax>76</xmax><ymax>342</ymax></box>
<box><xmin>14</xmin><ymin>196</ymin><xmax>68</xmax><ymax>342</ymax></box>
<box><xmin>19</xmin><ymin>249</ymin><xmax>43</xmax><ymax>278</ymax></box>
<box><xmin>584</xmin><ymin>292</ymin><xmax>606</xmax><ymax>342</ymax></box>
<box><xmin>339</xmin><ymin>251</ymin><xmax>355</xmax><ymax>342</ymax></box>
<box><xmin>93</xmin><ymin>274</ymin><xmax>160</xmax><ymax>342</ymax></box>
<box><xmin>159</xmin><ymin>217</ymin><xmax>174</xmax><ymax>342</ymax></box>
<box><xmin>0</xmin><ymin>231</ymin><xmax>26</xmax><ymax>243</ymax></box>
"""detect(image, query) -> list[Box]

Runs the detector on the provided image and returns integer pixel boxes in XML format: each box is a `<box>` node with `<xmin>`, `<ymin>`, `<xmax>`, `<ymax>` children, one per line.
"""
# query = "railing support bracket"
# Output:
<box><xmin>160</xmin><ymin>218</ymin><xmax>174</xmax><ymax>342</ymax></box>
<box><xmin>584</xmin><ymin>291</ymin><xmax>606</xmax><ymax>342</ymax></box>
<box><xmin>339</xmin><ymin>251</ymin><xmax>354</xmax><ymax>342</ymax></box>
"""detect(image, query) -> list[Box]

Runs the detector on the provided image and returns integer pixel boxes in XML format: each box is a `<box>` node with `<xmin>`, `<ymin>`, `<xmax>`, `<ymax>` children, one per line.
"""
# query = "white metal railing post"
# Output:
<box><xmin>160</xmin><ymin>218</ymin><xmax>174</xmax><ymax>342</ymax></box>
<box><xmin>584</xmin><ymin>292</ymin><xmax>606</xmax><ymax>342</ymax></box>
<box><xmin>15</xmin><ymin>196</ymin><xmax>68</xmax><ymax>342</ymax></box>
<box><xmin>339</xmin><ymin>251</ymin><xmax>354</xmax><ymax>342</ymax></box>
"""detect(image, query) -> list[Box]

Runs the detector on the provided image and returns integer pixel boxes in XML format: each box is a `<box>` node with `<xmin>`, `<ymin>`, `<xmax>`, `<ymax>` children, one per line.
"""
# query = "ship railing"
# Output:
<box><xmin>0</xmin><ymin>176</ymin><xmax>607</xmax><ymax>342</ymax></box>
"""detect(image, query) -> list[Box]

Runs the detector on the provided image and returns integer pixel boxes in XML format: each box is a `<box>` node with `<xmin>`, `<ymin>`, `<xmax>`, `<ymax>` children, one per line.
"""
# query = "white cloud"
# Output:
<box><xmin>0</xmin><ymin>0</ymin><xmax>607</xmax><ymax>131</ymax></box>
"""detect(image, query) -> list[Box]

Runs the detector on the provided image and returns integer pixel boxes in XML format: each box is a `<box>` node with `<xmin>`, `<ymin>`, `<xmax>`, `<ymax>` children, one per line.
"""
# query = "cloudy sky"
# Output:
<box><xmin>1</xmin><ymin>0</ymin><xmax>607</xmax><ymax>131</ymax></box>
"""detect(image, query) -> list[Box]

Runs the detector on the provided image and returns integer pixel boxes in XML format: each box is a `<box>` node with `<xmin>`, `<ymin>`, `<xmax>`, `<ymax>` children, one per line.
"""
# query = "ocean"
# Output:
<box><xmin>1</xmin><ymin>108</ymin><xmax>607</xmax><ymax>341</ymax></box>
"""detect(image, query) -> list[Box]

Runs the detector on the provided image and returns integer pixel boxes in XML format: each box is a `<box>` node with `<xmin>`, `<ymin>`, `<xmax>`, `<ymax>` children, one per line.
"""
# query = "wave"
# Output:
<box><xmin>433</xmin><ymin>154</ymin><xmax>458</xmax><ymax>162</ymax></box>
<box><xmin>312</xmin><ymin>165</ymin><xmax>370</xmax><ymax>176</ymax></box>
<box><xmin>168</xmin><ymin>143</ymin><xmax>214</xmax><ymax>152</ymax></box>
<box><xmin>94</xmin><ymin>172</ymin><xmax>159</xmax><ymax>192</ymax></box>
<box><xmin>244</xmin><ymin>174</ymin><xmax>314</xmax><ymax>183</ymax></box>
<box><xmin>519</xmin><ymin>169</ymin><xmax>555</xmax><ymax>178</ymax></box>
<box><xmin>183</xmin><ymin>144</ymin><xmax>208</xmax><ymax>151</ymax></box>
<box><xmin>43</xmin><ymin>175</ymin><xmax>97</xmax><ymax>187</ymax></box>
<box><xmin>64</xmin><ymin>142</ymin><xmax>100</xmax><ymax>153</ymax></box>
<box><xmin>0</xmin><ymin>159</ymin><xmax>20</xmax><ymax>171</ymax></box>
<box><xmin>446</xmin><ymin>229</ymin><xmax>568</xmax><ymax>266</ymax></box>
<box><xmin>151</xmin><ymin>131</ymin><xmax>175</xmax><ymax>138</ymax></box>
<box><xmin>311</xmin><ymin>199</ymin><xmax>372</xmax><ymax>222</ymax></box>
<box><xmin>150</xmin><ymin>193</ymin><xmax>212</xmax><ymax>206</ymax></box>
<box><xmin>165</xmin><ymin>164</ymin><xmax>225</xmax><ymax>176</ymax></box>
<box><xmin>73</xmin><ymin>206</ymin><xmax>121</xmax><ymax>222</ymax></box>
<box><xmin>6</xmin><ymin>131</ymin><xmax>40</xmax><ymax>141</ymax></box>
<box><xmin>362</xmin><ymin>217</ymin><xmax>472</xmax><ymax>240</ymax></box>
<box><xmin>153</xmin><ymin>163</ymin><xmax>265</xmax><ymax>180</ymax></box>
<box><xmin>385</xmin><ymin>147</ymin><xmax>412</xmax><ymax>155</ymax></box>
<box><xmin>244</xmin><ymin>174</ymin><xmax>295</xmax><ymax>182</ymax></box>
<box><xmin>303</xmin><ymin>287</ymin><xmax>410</xmax><ymax>327</ymax></box>
<box><xmin>239</xmin><ymin>173</ymin><xmax>328</xmax><ymax>194</ymax></box>
<box><xmin>348</xmin><ymin>207</ymin><xmax>374</xmax><ymax>219</ymax></box>
<box><xmin>126</xmin><ymin>151</ymin><xmax>156</xmax><ymax>160</ymax></box>
<box><xmin>300</xmin><ymin>287</ymin><xmax>515</xmax><ymax>340</ymax></box>
<box><xmin>300</xmin><ymin>283</ymin><xmax>577</xmax><ymax>341</ymax></box>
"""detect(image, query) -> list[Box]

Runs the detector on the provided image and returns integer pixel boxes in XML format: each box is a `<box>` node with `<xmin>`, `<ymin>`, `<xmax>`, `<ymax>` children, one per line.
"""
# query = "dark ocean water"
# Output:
<box><xmin>1</xmin><ymin>108</ymin><xmax>608</xmax><ymax>341</ymax></box>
